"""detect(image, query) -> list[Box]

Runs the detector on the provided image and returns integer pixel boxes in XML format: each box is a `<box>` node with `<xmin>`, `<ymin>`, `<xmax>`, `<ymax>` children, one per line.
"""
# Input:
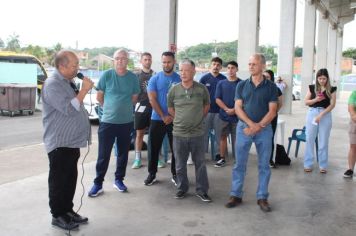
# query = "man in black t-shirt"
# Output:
<box><xmin>132</xmin><ymin>52</ymin><xmax>155</xmax><ymax>169</ymax></box>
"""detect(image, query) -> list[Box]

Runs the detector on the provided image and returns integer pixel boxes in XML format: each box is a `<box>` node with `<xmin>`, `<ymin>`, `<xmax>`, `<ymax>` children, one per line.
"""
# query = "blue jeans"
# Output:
<box><xmin>203</xmin><ymin>113</ymin><xmax>220</xmax><ymax>155</ymax></box>
<box><xmin>94</xmin><ymin>122</ymin><xmax>133</xmax><ymax>185</ymax></box>
<box><xmin>304</xmin><ymin>108</ymin><xmax>332</xmax><ymax>169</ymax></box>
<box><xmin>230</xmin><ymin>122</ymin><xmax>273</xmax><ymax>200</ymax></box>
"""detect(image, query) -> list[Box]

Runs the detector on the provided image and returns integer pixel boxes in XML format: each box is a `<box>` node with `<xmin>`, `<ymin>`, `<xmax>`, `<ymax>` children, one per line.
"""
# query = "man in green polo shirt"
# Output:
<box><xmin>167</xmin><ymin>59</ymin><xmax>211</xmax><ymax>202</ymax></box>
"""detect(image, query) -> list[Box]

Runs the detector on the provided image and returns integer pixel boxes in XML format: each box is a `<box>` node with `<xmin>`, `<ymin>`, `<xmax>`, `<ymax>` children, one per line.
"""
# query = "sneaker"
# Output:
<box><xmin>343</xmin><ymin>169</ymin><xmax>354</xmax><ymax>178</ymax></box>
<box><xmin>52</xmin><ymin>215</ymin><xmax>79</xmax><ymax>230</ymax></box>
<box><xmin>214</xmin><ymin>158</ymin><xmax>226</xmax><ymax>168</ymax></box>
<box><xmin>215</xmin><ymin>154</ymin><xmax>221</xmax><ymax>162</ymax></box>
<box><xmin>157</xmin><ymin>160</ymin><xmax>166</xmax><ymax>168</ymax></box>
<box><xmin>187</xmin><ymin>157</ymin><xmax>194</xmax><ymax>165</ymax></box>
<box><xmin>196</xmin><ymin>193</ymin><xmax>212</xmax><ymax>202</ymax></box>
<box><xmin>144</xmin><ymin>174</ymin><xmax>156</xmax><ymax>186</ymax></box>
<box><xmin>174</xmin><ymin>190</ymin><xmax>185</xmax><ymax>199</ymax></box>
<box><xmin>131</xmin><ymin>159</ymin><xmax>142</xmax><ymax>169</ymax></box>
<box><xmin>171</xmin><ymin>175</ymin><xmax>177</xmax><ymax>186</ymax></box>
<box><xmin>167</xmin><ymin>159</ymin><xmax>172</xmax><ymax>164</ymax></box>
<box><xmin>269</xmin><ymin>160</ymin><xmax>276</xmax><ymax>168</ymax></box>
<box><xmin>88</xmin><ymin>184</ymin><xmax>103</xmax><ymax>197</ymax></box>
<box><xmin>66</xmin><ymin>211</ymin><xmax>88</xmax><ymax>224</ymax></box>
<box><xmin>113</xmin><ymin>180</ymin><xmax>127</xmax><ymax>192</ymax></box>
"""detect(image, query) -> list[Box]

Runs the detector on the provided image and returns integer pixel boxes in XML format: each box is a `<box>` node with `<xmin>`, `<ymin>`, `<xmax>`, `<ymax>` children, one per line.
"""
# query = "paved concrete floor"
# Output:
<box><xmin>0</xmin><ymin>100</ymin><xmax>355</xmax><ymax>236</ymax></box>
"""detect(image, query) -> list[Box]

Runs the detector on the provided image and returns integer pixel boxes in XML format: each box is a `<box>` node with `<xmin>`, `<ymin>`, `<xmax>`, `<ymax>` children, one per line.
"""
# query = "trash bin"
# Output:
<box><xmin>0</xmin><ymin>83</ymin><xmax>36</xmax><ymax>117</ymax></box>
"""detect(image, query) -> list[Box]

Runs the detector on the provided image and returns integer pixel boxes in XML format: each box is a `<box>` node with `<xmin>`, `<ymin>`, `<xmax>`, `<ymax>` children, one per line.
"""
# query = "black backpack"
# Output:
<box><xmin>275</xmin><ymin>144</ymin><xmax>291</xmax><ymax>165</ymax></box>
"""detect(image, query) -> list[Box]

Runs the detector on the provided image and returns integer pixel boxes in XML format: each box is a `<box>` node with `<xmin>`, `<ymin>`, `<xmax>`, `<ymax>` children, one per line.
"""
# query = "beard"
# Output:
<box><xmin>163</xmin><ymin>67</ymin><xmax>174</xmax><ymax>74</ymax></box>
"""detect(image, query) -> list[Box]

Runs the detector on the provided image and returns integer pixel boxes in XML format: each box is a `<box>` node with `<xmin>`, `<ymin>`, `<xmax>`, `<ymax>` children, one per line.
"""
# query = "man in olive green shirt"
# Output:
<box><xmin>167</xmin><ymin>59</ymin><xmax>211</xmax><ymax>202</ymax></box>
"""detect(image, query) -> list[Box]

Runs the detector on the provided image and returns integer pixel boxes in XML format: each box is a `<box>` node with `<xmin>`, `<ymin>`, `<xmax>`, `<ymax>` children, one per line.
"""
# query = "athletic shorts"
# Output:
<box><xmin>349</xmin><ymin>120</ymin><xmax>356</xmax><ymax>145</ymax></box>
<box><xmin>217</xmin><ymin>119</ymin><xmax>237</xmax><ymax>136</ymax></box>
<box><xmin>134</xmin><ymin>102</ymin><xmax>152</xmax><ymax>130</ymax></box>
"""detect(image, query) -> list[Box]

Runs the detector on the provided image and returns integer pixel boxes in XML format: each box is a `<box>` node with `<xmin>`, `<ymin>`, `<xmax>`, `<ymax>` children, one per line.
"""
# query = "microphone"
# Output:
<box><xmin>77</xmin><ymin>73</ymin><xmax>98</xmax><ymax>90</ymax></box>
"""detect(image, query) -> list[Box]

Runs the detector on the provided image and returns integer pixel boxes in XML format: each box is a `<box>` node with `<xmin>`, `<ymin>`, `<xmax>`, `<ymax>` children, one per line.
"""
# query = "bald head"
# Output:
<box><xmin>54</xmin><ymin>50</ymin><xmax>79</xmax><ymax>79</ymax></box>
<box><xmin>54</xmin><ymin>50</ymin><xmax>77</xmax><ymax>69</ymax></box>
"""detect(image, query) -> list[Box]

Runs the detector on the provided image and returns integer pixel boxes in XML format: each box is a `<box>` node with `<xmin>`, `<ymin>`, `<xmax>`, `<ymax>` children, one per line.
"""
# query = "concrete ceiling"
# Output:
<box><xmin>313</xmin><ymin>0</ymin><xmax>355</xmax><ymax>34</ymax></box>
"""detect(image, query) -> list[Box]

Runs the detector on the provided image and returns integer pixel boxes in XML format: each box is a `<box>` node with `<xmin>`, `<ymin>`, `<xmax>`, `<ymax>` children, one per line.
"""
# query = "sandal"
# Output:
<box><xmin>304</xmin><ymin>168</ymin><xmax>312</xmax><ymax>173</ymax></box>
<box><xmin>320</xmin><ymin>169</ymin><xmax>327</xmax><ymax>174</ymax></box>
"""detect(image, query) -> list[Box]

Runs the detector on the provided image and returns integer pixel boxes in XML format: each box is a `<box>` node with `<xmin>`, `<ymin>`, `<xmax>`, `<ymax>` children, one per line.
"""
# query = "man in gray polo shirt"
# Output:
<box><xmin>167</xmin><ymin>59</ymin><xmax>211</xmax><ymax>202</ymax></box>
<box><xmin>225</xmin><ymin>54</ymin><xmax>278</xmax><ymax>212</ymax></box>
<box><xmin>42</xmin><ymin>50</ymin><xmax>93</xmax><ymax>230</ymax></box>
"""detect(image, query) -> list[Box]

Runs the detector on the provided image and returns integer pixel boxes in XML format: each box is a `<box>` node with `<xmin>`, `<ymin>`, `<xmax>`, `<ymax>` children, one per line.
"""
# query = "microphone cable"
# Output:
<box><xmin>66</xmin><ymin>140</ymin><xmax>91</xmax><ymax>236</ymax></box>
<box><xmin>67</xmin><ymin>83</ymin><xmax>93</xmax><ymax>235</ymax></box>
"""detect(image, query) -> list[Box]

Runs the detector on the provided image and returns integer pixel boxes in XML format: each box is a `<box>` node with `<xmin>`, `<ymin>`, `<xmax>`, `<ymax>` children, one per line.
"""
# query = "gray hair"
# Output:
<box><xmin>252</xmin><ymin>53</ymin><xmax>266</xmax><ymax>65</ymax></box>
<box><xmin>113</xmin><ymin>48</ymin><xmax>129</xmax><ymax>59</ymax></box>
<box><xmin>180</xmin><ymin>58</ymin><xmax>195</xmax><ymax>68</ymax></box>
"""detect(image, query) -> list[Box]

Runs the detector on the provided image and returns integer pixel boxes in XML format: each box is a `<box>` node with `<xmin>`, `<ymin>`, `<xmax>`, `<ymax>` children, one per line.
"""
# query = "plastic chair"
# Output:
<box><xmin>209</xmin><ymin>129</ymin><xmax>216</xmax><ymax>160</ymax></box>
<box><xmin>287</xmin><ymin>126</ymin><xmax>318</xmax><ymax>161</ymax></box>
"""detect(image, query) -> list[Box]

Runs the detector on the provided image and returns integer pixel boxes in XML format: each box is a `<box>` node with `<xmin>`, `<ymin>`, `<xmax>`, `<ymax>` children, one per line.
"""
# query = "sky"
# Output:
<box><xmin>0</xmin><ymin>0</ymin><xmax>355</xmax><ymax>51</ymax></box>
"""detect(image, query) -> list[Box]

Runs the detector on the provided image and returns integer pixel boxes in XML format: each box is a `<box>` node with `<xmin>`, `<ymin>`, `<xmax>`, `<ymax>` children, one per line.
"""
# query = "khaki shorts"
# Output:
<box><xmin>349</xmin><ymin>120</ymin><xmax>356</xmax><ymax>144</ymax></box>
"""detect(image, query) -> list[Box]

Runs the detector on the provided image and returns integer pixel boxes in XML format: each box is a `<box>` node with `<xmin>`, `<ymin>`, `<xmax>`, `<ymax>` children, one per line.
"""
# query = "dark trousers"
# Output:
<box><xmin>148</xmin><ymin>120</ymin><xmax>176</xmax><ymax>176</ymax></box>
<box><xmin>94</xmin><ymin>122</ymin><xmax>133</xmax><ymax>185</ymax></box>
<box><xmin>270</xmin><ymin>115</ymin><xmax>278</xmax><ymax>162</ymax></box>
<box><xmin>48</xmin><ymin>147</ymin><xmax>80</xmax><ymax>218</ymax></box>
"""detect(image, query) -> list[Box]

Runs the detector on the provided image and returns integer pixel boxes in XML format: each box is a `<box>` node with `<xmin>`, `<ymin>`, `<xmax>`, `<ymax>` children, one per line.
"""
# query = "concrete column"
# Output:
<box><xmin>277</xmin><ymin>0</ymin><xmax>296</xmax><ymax>114</ymax></box>
<box><xmin>327</xmin><ymin>25</ymin><xmax>337</xmax><ymax>84</ymax></box>
<box><xmin>237</xmin><ymin>0</ymin><xmax>260</xmax><ymax>79</ymax></box>
<box><xmin>316</xmin><ymin>11</ymin><xmax>329</xmax><ymax>70</ymax></box>
<box><xmin>300</xmin><ymin>1</ymin><xmax>316</xmax><ymax>101</ymax></box>
<box><xmin>334</xmin><ymin>30</ymin><xmax>343</xmax><ymax>91</ymax></box>
<box><xmin>143</xmin><ymin>0</ymin><xmax>178</xmax><ymax>72</ymax></box>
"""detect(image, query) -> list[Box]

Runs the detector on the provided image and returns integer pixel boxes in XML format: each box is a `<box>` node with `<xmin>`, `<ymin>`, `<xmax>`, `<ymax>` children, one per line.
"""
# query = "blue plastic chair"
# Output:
<box><xmin>287</xmin><ymin>126</ymin><xmax>318</xmax><ymax>161</ymax></box>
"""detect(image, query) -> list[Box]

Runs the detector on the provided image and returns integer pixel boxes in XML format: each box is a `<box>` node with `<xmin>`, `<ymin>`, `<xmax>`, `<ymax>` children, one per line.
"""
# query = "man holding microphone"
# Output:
<box><xmin>42</xmin><ymin>50</ymin><xmax>94</xmax><ymax>230</ymax></box>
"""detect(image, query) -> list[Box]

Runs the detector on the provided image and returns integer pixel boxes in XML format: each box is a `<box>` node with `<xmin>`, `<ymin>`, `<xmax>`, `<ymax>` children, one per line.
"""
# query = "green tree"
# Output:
<box><xmin>23</xmin><ymin>44</ymin><xmax>46</xmax><ymax>59</ymax></box>
<box><xmin>6</xmin><ymin>33</ymin><xmax>21</xmax><ymax>52</ymax></box>
<box><xmin>0</xmin><ymin>38</ymin><xmax>4</xmax><ymax>48</ymax></box>
<box><xmin>343</xmin><ymin>47</ymin><xmax>356</xmax><ymax>59</ymax></box>
<box><xmin>177</xmin><ymin>40</ymin><xmax>238</xmax><ymax>67</ymax></box>
<box><xmin>259</xmin><ymin>45</ymin><xmax>277</xmax><ymax>66</ymax></box>
<box><xmin>45</xmin><ymin>43</ymin><xmax>62</xmax><ymax>66</ymax></box>
<box><xmin>294</xmin><ymin>46</ymin><xmax>303</xmax><ymax>57</ymax></box>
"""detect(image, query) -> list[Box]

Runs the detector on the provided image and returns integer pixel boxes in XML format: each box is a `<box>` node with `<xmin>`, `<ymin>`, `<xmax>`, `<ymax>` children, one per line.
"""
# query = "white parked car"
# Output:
<box><xmin>292</xmin><ymin>79</ymin><xmax>301</xmax><ymax>100</ymax></box>
<box><xmin>75</xmin><ymin>78</ymin><xmax>100</xmax><ymax>120</ymax></box>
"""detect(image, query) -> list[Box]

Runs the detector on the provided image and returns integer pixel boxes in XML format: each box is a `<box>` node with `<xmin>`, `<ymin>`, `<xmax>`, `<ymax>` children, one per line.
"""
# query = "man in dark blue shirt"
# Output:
<box><xmin>214</xmin><ymin>61</ymin><xmax>241</xmax><ymax>167</ymax></box>
<box><xmin>200</xmin><ymin>57</ymin><xmax>226</xmax><ymax>160</ymax></box>
<box><xmin>225</xmin><ymin>54</ymin><xmax>278</xmax><ymax>212</ymax></box>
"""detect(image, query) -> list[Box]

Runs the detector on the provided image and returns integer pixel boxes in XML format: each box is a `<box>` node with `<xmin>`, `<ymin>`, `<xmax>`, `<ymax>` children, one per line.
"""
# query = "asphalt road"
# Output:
<box><xmin>0</xmin><ymin>110</ymin><xmax>99</xmax><ymax>151</ymax></box>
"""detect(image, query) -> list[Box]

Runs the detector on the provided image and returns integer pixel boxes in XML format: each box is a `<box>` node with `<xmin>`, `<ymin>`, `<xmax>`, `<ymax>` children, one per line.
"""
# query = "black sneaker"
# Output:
<box><xmin>215</xmin><ymin>154</ymin><xmax>221</xmax><ymax>162</ymax></box>
<box><xmin>343</xmin><ymin>169</ymin><xmax>354</xmax><ymax>178</ymax></box>
<box><xmin>214</xmin><ymin>158</ymin><xmax>226</xmax><ymax>168</ymax></box>
<box><xmin>269</xmin><ymin>160</ymin><xmax>276</xmax><ymax>168</ymax></box>
<box><xmin>66</xmin><ymin>211</ymin><xmax>88</xmax><ymax>224</ymax></box>
<box><xmin>144</xmin><ymin>174</ymin><xmax>156</xmax><ymax>186</ymax></box>
<box><xmin>52</xmin><ymin>215</ymin><xmax>79</xmax><ymax>230</ymax></box>
<box><xmin>196</xmin><ymin>193</ymin><xmax>212</xmax><ymax>202</ymax></box>
<box><xmin>174</xmin><ymin>190</ymin><xmax>185</xmax><ymax>199</ymax></box>
<box><xmin>171</xmin><ymin>175</ymin><xmax>178</xmax><ymax>186</ymax></box>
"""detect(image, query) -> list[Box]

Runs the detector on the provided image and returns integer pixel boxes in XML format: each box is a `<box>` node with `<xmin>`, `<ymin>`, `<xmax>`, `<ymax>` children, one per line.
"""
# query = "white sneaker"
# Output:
<box><xmin>187</xmin><ymin>156</ymin><xmax>193</xmax><ymax>165</ymax></box>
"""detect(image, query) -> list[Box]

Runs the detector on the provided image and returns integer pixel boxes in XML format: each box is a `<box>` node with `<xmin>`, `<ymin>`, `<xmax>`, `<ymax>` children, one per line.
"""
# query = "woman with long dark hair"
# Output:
<box><xmin>304</xmin><ymin>68</ymin><xmax>336</xmax><ymax>173</ymax></box>
<box><xmin>263</xmin><ymin>70</ymin><xmax>283</xmax><ymax>168</ymax></box>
